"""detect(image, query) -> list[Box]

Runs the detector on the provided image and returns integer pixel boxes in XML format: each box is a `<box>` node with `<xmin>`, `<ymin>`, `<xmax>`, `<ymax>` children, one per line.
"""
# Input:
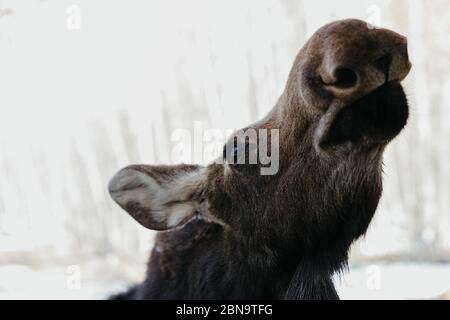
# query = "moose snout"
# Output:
<box><xmin>319</xmin><ymin>23</ymin><xmax>411</xmax><ymax>104</ymax></box>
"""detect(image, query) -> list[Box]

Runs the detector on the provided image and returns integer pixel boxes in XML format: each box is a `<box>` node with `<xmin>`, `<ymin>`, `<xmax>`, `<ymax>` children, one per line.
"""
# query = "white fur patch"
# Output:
<box><xmin>109</xmin><ymin>167</ymin><xmax>206</xmax><ymax>230</ymax></box>
<box><xmin>167</xmin><ymin>202</ymin><xmax>196</xmax><ymax>228</ymax></box>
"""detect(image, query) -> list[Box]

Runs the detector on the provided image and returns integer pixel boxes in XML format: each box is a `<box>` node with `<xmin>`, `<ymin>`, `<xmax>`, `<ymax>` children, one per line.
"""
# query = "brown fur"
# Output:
<box><xmin>108</xmin><ymin>19</ymin><xmax>411</xmax><ymax>300</ymax></box>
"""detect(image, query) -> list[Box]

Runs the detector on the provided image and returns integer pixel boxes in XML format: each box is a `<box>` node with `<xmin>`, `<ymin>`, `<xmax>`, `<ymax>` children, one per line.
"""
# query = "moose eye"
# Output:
<box><xmin>223</xmin><ymin>143</ymin><xmax>239</xmax><ymax>163</ymax></box>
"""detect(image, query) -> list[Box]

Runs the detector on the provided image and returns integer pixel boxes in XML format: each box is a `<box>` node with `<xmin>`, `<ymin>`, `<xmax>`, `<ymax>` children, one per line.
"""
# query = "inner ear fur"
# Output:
<box><xmin>108</xmin><ymin>164</ymin><xmax>206</xmax><ymax>230</ymax></box>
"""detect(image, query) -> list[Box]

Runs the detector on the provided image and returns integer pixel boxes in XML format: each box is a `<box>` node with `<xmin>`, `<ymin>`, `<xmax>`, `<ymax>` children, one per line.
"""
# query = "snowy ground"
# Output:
<box><xmin>335</xmin><ymin>262</ymin><xmax>450</xmax><ymax>300</ymax></box>
<box><xmin>0</xmin><ymin>261</ymin><xmax>449</xmax><ymax>300</ymax></box>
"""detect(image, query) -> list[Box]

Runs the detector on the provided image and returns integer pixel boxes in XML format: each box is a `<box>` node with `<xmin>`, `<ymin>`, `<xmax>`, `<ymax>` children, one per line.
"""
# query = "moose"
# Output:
<box><xmin>108</xmin><ymin>19</ymin><xmax>411</xmax><ymax>299</ymax></box>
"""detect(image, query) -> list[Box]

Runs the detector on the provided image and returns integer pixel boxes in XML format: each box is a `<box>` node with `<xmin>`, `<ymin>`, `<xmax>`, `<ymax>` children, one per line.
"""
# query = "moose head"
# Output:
<box><xmin>108</xmin><ymin>19</ymin><xmax>411</xmax><ymax>299</ymax></box>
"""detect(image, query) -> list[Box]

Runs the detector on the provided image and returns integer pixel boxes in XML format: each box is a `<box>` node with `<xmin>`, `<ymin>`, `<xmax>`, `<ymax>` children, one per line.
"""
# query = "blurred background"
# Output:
<box><xmin>0</xmin><ymin>0</ymin><xmax>449</xmax><ymax>299</ymax></box>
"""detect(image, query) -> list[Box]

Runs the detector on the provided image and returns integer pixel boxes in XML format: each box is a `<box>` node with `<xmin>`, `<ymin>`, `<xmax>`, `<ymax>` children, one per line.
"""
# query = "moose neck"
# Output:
<box><xmin>223</xmin><ymin>231</ymin><xmax>343</xmax><ymax>299</ymax></box>
<box><xmin>282</xmin><ymin>259</ymin><xmax>340</xmax><ymax>300</ymax></box>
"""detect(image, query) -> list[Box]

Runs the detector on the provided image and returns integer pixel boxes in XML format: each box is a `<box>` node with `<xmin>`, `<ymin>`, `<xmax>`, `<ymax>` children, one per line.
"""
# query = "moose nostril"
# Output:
<box><xmin>374</xmin><ymin>54</ymin><xmax>392</xmax><ymax>80</ymax></box>
<box><xmin>331</xmin><ymin>67</ymin><xmax>358</xmax><ymax>89</ymax></box>
<box><xmin>400</xmin><ymin>44</ymin><xmax>409</xmax><ymax>61</ymax></box>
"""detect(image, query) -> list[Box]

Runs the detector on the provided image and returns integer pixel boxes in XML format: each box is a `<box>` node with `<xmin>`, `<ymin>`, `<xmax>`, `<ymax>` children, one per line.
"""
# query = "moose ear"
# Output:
<box><xmin>108</xmin><ymin>165</ymin><xmax>206</xmax><ymax>231</ymax></box>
